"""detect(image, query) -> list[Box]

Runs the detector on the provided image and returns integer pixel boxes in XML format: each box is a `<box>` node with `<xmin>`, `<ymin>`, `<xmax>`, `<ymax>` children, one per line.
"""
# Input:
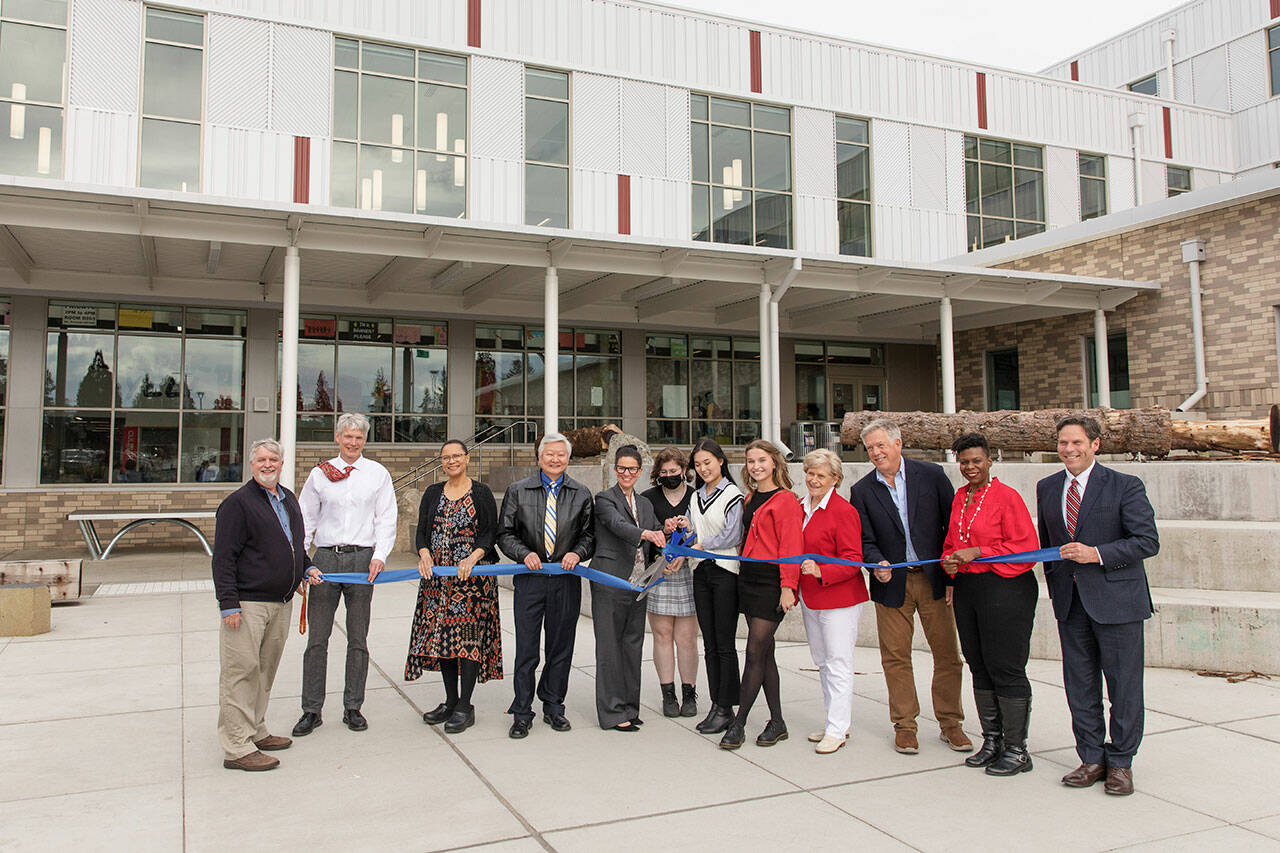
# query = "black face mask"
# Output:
<box><xmin>657</xmin><ymin>474</ymin><xmax>684</xmax><ymax>490</ymax></box>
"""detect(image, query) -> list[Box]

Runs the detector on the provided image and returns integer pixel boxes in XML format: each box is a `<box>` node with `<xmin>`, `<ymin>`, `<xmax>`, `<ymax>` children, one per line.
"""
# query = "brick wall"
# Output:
<box><xmin>953</xmin><ymin>196</ymin><xmax>1280</xmax><ymax>419</ymax></box>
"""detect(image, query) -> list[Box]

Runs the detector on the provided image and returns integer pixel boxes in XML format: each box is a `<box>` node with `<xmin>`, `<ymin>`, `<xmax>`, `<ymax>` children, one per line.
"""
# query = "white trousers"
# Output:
<box><xmin>802</xmin><ymin>601</ymin><xmax>864</xmax><ymax>738</ymax></box>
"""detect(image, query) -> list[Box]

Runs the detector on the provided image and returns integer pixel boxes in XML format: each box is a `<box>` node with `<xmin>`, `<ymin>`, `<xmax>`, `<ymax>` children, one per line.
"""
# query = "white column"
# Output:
<box><xmin>280</xmin><ymin>245</ymin><xmax>300</xmax><ymax>490</ymax></box>
<box><xmin>759</xmin><ymin>281</ymin><xmax>772</xmax><ymax>442</ymax></box>
<box><xmin>939</xmin><ymin>296</ymin><xmax>956</xmax><ymax>414</ymax></box>
<box><xmin>544</xmin><ymin>266</ymin><xmax>559</xmax><ymax>435</ymax></box>
<box><xmin>769</xmin><ymin>299</ymin><xmax>782</xmax><ymax>445</ymax></box>
<box><xmin>1094</xmin><ymin>308</ymin><xmax>1112</xmax><ymax>408</ymax></box>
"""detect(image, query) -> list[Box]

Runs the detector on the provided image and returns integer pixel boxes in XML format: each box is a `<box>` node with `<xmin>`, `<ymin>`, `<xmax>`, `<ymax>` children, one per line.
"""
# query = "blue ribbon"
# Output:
<box><xmin>320</xmin><ymin>562</ymin><xmax>669</xmax><ymax>593</ymax></box>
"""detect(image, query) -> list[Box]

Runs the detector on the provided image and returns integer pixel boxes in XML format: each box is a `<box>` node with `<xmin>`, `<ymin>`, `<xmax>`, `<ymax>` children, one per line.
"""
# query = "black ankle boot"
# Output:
<box><xmin>755</xmin><ymin>718</ymin><xmax>788</xmax><ymax>746</ymax></box>
<box><xmin>965</xmin><ymin>689</ymin><xmax>1003</xmax><ymax>768</ymax></box>
<box><xmin>719</xmin><ymin>721</ymin><xmax>745</xmax><ymax>750</ymax></box>
<box><xmin>986</xmin><ymin>696</ymin><xmax>1033</xmax><ymax>776</ymax></box>
<box><xmin>697</xmin><ymin>704</ymin><xmax>733</xmax><ymax>734</ymax></box>
<box><xmin>680</xmin><ymin>683</ymin><xmax>698</xmax><ymax>717</ymax></box>
<box><xmin>660</xmin><ymin>682</ymin><xmax>680</xmax><ymax>717</ymax></box>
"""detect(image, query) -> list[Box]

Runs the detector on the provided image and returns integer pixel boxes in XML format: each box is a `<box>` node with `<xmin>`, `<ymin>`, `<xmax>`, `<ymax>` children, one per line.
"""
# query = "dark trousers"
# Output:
<box><xmin>302</xmin><ymin>547</ymin><xmax>374</xmax><ymax>713</ymax></box>
<box><xmin>1058</xmin><ymin>585</ymin><xmax>1146</xmax><ymax>768</ymax></box>
<box><xmin>953</xmin><ymin>570</ymin><xmax>1038</xmax><ymax>698</ymax></box>
<box><xmin>693</xmin><ymin>561</ymin><xmax>740</xmax><ymax>709</ymax></box>
<box><xmin>592</xmin><ymin>586</ymin><xmax>646</xmax><ymax>728</ymax></box>
<box><xmin>508</xmin><ymin>572</ymin><xmax>582</xmax><ymax>722</ymax></box>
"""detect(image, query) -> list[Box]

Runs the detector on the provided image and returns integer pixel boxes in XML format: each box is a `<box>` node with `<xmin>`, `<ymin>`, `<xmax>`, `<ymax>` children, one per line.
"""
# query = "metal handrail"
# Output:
<box><xmin>392</xmin><ymin>419</ymin><xmax>536</xmax><ymax>493</ymax></box>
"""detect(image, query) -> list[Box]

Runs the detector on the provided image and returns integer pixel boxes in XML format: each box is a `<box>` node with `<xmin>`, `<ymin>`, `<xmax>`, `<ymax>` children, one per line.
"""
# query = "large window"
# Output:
<box><xmin>1128</xmin><ymin>74</ymin><xmax>1158</xmax><ymax>96</ymax></box>
<box><xmin>836</xmin><ymin>116</ymin><xmax>871</xmax><ymax>256</ymax></box>
<box><xmin>1079</xmin><ymin>153</ymin><xmax>1107</xmax><ymax>221</ymax></box>
<box><xmin>1085</xmin><ymin>332</ymin><xmax>1131</xmax><ymax>408</ymax></box>
<box><xmin>1270</xmin><ymin>25</ymin><xmax>1279</xmax><ymax>97</ymax></box>
<box><xmin>0</xmin><ymin>0</ymin><xmax>66</xmax><ymax>178</ymax></box>
<box><xmin>794</xmin><ymin>340</ymin><xmax>885</xmax><ymax>420</ymax></box>
<box><xmin>474</xmin><ymin>325</ymin><xmax>621</xmax><ymax>442</ymax></box>
<box><xmin>690</xmin><ymin>93</ymin><xmax>792</xmax><ymax>249</ymax></box>
<box><xmin>331</xmin><ymin>37</ymin><xmax>468</xmax><ymax>216</ymax></box>
<box><xmin>525</xmin><ymin>67</ymin><xmax>569</xmax><ymax>228</ymax></box>
<box><xmin>42</xmin><ymin>302</ymin><xmax>246</xmax><ymax>484</ymax></box>
<box><xmin>284</xmin><ymin>315</ymin><xmax>448</xmax><ymax>444</ymax></box>
<box><xmin>139</xmin><ymin>7</ymin><xmax>204</xmax><ymax>191</ymax></box>
<box><xmin>965</xmin><ymin>136</ymin><xmax>1045</xmax><ymax>250</ymax></box>
<box><xmin>985</xmin><ymin>348</ymin><xmax>1020</xmax><ymax>410</ymax></box>
<box><xmin>645</xmin><ymin>334</ymin><xmax>760</xmax><ymax>445</ymax></box>
<box><xmin>1167</xmin><ymin>165</ymin><xmax>1191</xmax><ymax>197</ymax></box>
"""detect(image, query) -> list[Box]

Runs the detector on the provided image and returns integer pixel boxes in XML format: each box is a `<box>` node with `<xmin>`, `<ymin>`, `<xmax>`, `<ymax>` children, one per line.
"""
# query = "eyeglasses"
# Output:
<box><xmin>440</xmin><ymin>454</ymin><xmax>467</xmax><ymax>463</ymax></box>
<box><xmin>614</xmin><ymin>465</ymin><xmax>641</xmax><ymax>475</ymax></box>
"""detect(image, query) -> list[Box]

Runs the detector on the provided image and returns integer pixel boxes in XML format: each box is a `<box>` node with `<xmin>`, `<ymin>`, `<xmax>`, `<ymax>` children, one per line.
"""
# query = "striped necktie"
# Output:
<box><xmin>544</xmin><ymin>485</ymin><xmax>558</xmax><ymax>558</ymax></box>
<box><xmin>1065</xmin><ymin>478</ymin><xmax>1081</xmax><ymax>539</ymax></box>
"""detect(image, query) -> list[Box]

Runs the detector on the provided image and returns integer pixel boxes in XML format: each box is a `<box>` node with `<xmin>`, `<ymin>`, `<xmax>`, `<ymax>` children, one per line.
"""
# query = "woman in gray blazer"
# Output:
<box><xmin>592</xmin><ymin>445</ymin><xmax>671</xmax><ymax>731</ymax></box>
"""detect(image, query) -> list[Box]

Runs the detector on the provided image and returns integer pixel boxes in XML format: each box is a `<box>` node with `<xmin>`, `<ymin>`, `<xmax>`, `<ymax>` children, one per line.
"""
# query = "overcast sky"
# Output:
<box><xmin>671</xmin><ymin>0</ymin><xmax>1184</xmax><ymax>72</ymax></box>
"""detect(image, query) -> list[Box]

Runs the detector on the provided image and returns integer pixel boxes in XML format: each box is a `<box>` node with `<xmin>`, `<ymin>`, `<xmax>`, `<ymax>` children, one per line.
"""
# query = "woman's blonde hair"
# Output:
<box><xmin>802</xmin><ymin>448</ymin><xmax>843</xmax><ymax>486</ymax></box>
<box><xmin>741</xmin><ymin>439</ymin><xmax>792</xmax><ymax>493</ymax></box>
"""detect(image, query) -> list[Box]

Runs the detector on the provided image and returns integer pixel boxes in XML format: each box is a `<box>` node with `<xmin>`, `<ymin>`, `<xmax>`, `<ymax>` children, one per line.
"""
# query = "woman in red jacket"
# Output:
<box><xmin>719</xmin><ymin>439</ymin><xmax>804</xmax><ymax>751</ymax></box>
<box><xmin>796</xmin><ymin>448</ymin><xmax>868</xmax><ymax>755</ymax></box>
<box><xmin>941</xmin><ymin>433</ymin><xmax>1040</xmax><ymax>778</ymax></box>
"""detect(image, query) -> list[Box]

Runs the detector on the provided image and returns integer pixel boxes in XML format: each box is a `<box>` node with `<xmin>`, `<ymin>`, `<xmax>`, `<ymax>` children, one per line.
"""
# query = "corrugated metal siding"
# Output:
<box><xmin>186</xmin><ymin>0</ymin><xmax>467</xmax><ymax>51</ymax></box>
<box><xmin>1045</xmin><ymin>145</ymin><xmax>1080</xmax><ymax>228</ymax></box>
<box><xmin>874</xmin><ymin>206</ymin><xmax>964</xmax><ymax>262</ymax></box>
<box><xmin>65</xmin><ymin>106</ymin><xmax>137</xmax><ymax>186</ymax></box>
<box><xmin>943</xmin><ymin>130</ymin><xmax>966</xmax><ymax>215</ymax></box>
<box><xmin>572</xmin><ymin>167</ymin><xmax>617</xmax><ymax>234</ymax></box>
<box><xmin>1191</xmin><ymin>47</ymin><xmax>1230</xmax><ymax>111</ymax></box>
<box><xmin>68</xmin><ymin>0</ymin><xmax>140</xmax><ymax>112</ymax></box>
<box><xmin>1168</xmin><ymin>104</ymin><xmax>1235</xmax><ymax>169</ymax></box>
<box><xmin>308</xmin><ymin>136</ymin><xmax>330</xmax><ymax>207</ymax></box>
<box><xmin>793</xmin><ymin>194</ymin><xmax>836</xmax><ymax>255</ymax></box>
<box><xmin>203</xmin><ymin>125</ymin><xmax>293</xmax><ymax>202</ymax></box>
<box><xmin>470</xmin><ymin>56</ymin><xmax>523</xmax><ymax>161</ymax></box>
<box><xmin>1171</xmin><ymin>61</ymin><xmax>1192</xmax><ymax>102</ymax></box>
<box><xmin>1141</xmin><ymin>160</ymin><xmax>1167</xmax><ymax>202</ymax></box>
<box><xmin>207</xmin><ymin>15</ymin><xmax>272</xmax><ymax>130</ymax></box>
<box><xmin>469</xmin><ymin>155</ymin><xmax>522</xmax><ymax>225</ymax></box>
<box><xmin>629</xmin><ymin>175</ymin><xmax>687</xmax><ymax>242</ymax></box>
<box><xmin>1226</xmin><ymin>33</ymin><xmax>1268</xmax><ymax>111</ymax></box>
<box><xmin>1234</xmin><ymin>100</ymin><xmax>1280</xmax><ymax>169</ymax></box>
<box><xmin>870</xmin><ymin>119</ymin><xmax>910</xmax><ymax>207</ymax></box>
<box><xmin>664</xmin><ymin>86</ymin><xmax>690</xmax><ymax>181</ymax></box>
<box><xmin>620</xmin><ymin>79</ymin><xmax>667</xmax><ymax>177</ymax></box>
<box><xmin>793</xmin><ymin>107</ymin><xmax>834</xmax><ymax>199</ymax></box>
<box><xmin>269</xmin><ymin>24</ymin><xmax>331</xmax><ymax>137</ymax></box>
<box><xmin>1107</xmin><ymin>154</ymin><xmax>1136</xmax><ymax>213</ymax></box>
<box><xmin>572</xmin><ymin>73</ymin><xmax>621</xmax><ymax>173</ymax></box>
<box><xmin>909</xmin><ymin>125</ymin><xmax>947</xmax><ymax>212</ymax></box>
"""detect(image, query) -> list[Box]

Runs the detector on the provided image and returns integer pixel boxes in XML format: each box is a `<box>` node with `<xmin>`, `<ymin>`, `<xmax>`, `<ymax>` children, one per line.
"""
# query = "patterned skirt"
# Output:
<box><xmin>647</xmin><ymin>561</ymin><xmax>696</xmax><ymax>617</ymax></box>
<box><xmin>404</xmin><ymin>575</ymin><xmax>503</xmax><ymax>682</ymax></box>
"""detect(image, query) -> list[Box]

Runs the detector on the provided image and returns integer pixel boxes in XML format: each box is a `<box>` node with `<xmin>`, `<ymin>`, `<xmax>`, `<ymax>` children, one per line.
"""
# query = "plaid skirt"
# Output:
<box><xmin>647</xmin><ymin>561</ymin><xmax>695</xmax><ymax>616</ymax></box>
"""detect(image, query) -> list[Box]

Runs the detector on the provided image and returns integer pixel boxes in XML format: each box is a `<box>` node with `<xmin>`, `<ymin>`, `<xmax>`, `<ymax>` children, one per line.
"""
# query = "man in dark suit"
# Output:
<box><xmin>849</xmin><ymin>419</ymin><xmax>970</xmax><ymax>756</ymax></box>
<box><xmin>498</xmin><ymin>432</ymin><xmax>596</xmax><ymax>739</ymax></box>
<box><xmin>1037</xmin><ymin>415</ymin><xmax>1158</xmax><ymax>796</ymax></box>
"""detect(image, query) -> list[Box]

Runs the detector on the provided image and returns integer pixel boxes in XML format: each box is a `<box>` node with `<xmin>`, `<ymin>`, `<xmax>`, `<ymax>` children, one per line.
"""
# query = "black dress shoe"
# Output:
<box><xmin>543</xmin><ymin>713</ymin><xmax>572</xmax><ymax>732</ymax></box>
<box><xmin>697</xmin><ymin>705</ymin><xmax>733</xmax><ymax>734</ymax></box>
<box><xmin>509</xmin><ymin>719</ymin><xmax>531</xmax><ymax>739</ymax></box>
<box><xmin>443</xmin><ymin>705</ymin><xmax>475</xmax><ymax>734</ymax></box>
<box><xmin>291</xmin><ymin>712</ymin><xmax>322</xmax><ymax>737</ymax></box>
<box><xmin>630</xmin><ymin>717</ymin><xmax>644</xmax><ymax>726</ymax></box>
<box><xmin>755</xmin><ymin>719</ymin><xmax>789</xmax><ymax>747</ymax></box>
<box><xmin>719</xmin><ymin>721</ymin><xmax>745</xmax><ymax>750</ymax></box>
<box><xmin>342</xmin><ymin>709</ymin><xmax>368</xmax><ymax>731</ymax></box>
<box><xmin>612</xmin><ymin>720</ymin><xmax>640</xmax><ymax>732</ymax></box>
<box><xmin>422</xmin><ymin>703</ymin><xmax>454</xmax><ymax>725</ymax></box>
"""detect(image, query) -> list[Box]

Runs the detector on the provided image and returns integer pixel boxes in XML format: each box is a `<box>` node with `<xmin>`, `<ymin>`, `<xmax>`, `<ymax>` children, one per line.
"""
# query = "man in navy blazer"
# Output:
<box><xmin>1037</xmin><ymin>416</ymin><xmax>1159</xmax><ymax>797</ymax></box>
<box><xmin>849</xmin><ymin>419</ymin><xmax>969</xmax><ymax>756</ymax></box>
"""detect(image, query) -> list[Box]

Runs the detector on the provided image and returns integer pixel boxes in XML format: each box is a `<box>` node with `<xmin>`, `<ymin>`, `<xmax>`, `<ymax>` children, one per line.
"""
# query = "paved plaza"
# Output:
<box><xmin>2</xmin><ymin>550</ymin><xmax>1279</xmax><ymax>852</ymax></box>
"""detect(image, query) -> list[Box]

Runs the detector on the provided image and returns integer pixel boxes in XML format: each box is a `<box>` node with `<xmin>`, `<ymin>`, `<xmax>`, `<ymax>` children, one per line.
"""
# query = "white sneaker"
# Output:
<box><xmin>815</xmin><ymin>734</ymin><xmax>847</xmax><ymax>754</ymax></box>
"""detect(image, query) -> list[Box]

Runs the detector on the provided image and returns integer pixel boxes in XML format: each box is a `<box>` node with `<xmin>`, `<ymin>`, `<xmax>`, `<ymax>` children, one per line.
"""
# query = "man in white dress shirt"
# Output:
<box><xmin>292</xmin><ymin>412</ymin><xmax>397</xmax><ymax>736</ymax></box>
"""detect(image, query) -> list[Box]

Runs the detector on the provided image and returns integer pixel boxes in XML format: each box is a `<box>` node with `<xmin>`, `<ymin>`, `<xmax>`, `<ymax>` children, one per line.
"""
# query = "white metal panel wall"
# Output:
<box><xmin>793</xmin><ymin>195</ymin><xmax>836</xmax><ymax>255</ymax></box>
<box><xmin>1233</xmin><ymin>99</ymin><xmax>1280</xmax><ymax>170</ymax></box>
<box><xmin>620</xmin><ymin>79</ymin><xmax>667</xmax><ymax>177</ymax></box>
<box><xmin>470</xmin><ymin>56</ymin><xmax>523</xmax><ymax>161</ymax></box>
<box><xmin>1191</xmin><ymin>168</ymin><xmax>1224</xmax><ymax>189</ymax></box>
<box><xmin>572</xmin><ymin>73</ymin><xmax>620</xmax><ymax>173</ymax></box>
<box><xmin>1107</xmin><ymin>155</ymin><xmax>1136</xmax><ymax>212</ymax></box>
<box><xmin>793</xmin><ymin>107</ymin><xmax>833</xmax><ymax>199</ymax></box>
<box><xmin>207</xmin><ymin>15</ymin><xmax>272</xmax><ymax>130</ymax></box>
<box><xmin>469</xmin><ymin>156</ymin><xmax>522</xmax><ymax>225</ymax></box>
<box><xmin>664</xmin><ymin>86</ymin><xmax>690</xmax><ymax>181</ymax></box>
<box><xmin>184</xmin><ymin>0</ymin><xmax>467</xmax><ymax>52</ymax></box>
<box><xmin>1045</xmin><ymin>145</ymin><xmax>1080</xmax><ymax>228</ymax></box>
<box><xmin>943</xmin><ymin>130</ymin><xmax>966</xmax><ymax>216</ymax></box>
<box><xmin>203</xmin><ymin>125</ymin><xmax>293</xmax><ymax>202</ymax></box>
<box><xmin>870</xmin><ymin>119</ymin><xmax>910</xmax><ymax>207</ymax></box>
<box><xmin>1171</xmin><ymin>61</ymin><xmax>1192</xmax><ymax>103</ymax></box>
<box><xmin>1169</xmin><ymin>104</ymin><xmax>1235</xmax><ymax>169</ymax></box>
<box><xmin>1141</xmin><ymin>160</ymin><xmax>1168</xmax><ymax>202</ymax></box>
<box><xmin>909</xmin><ymin>125</ymin><xmax>947</xmax><ymax>212</ymax></box>
<box><xmin>629</xmin><ymin>176</ymin><xmax>687</xmax><ymax>242</ymax></box>
<box><xmin>874</xmin><ymin>207</ymin><xmax>964</xmax><ymax>262</ymax></box>
<box><xmin>572</xmin><ymin>168</ymin><xmax>617</xmax><ymax>234</ymax></box>
<box><xmin>1226</xmin><ymin>33</ymin><xmax>1268</xmax><ymax>111</ymax></box>
<box><xmin>270</xmin><ymin>24</ymin><xmax>331</xmax><ymax>137</ymax></box>
<box><xmin>64</xmin><ymin>107</ymin><xmax>137</xmax><ymax>186</ymax></box>
<box><xmin>68</xmin><ymin>0</ymin><xmax>140</xmax><ymax>112</ymax></box>
<box><xmin>309</xmin><ymin>136</ymin><xmax>330</xmax><ymax>208</ymax></box>
<box><xmin>1191</xmin><ymin>47</ymin><xmax>1230</xmax><ymax>112</ymax></box>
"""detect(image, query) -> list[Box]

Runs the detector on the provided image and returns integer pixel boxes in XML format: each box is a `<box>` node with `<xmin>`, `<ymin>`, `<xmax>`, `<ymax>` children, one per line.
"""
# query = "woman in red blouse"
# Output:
<box><xmin>941</xmin><ymin>433</ymin><xmax>1040</xmax><ymax>777</ymax></box>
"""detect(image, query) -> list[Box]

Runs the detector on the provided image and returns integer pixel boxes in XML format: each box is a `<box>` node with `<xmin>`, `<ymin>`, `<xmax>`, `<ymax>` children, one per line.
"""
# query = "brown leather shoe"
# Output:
<box><xmin>1104</xmin><ymin>766</ymin><xmax>1134</xmax><ymax>796</ymax></box>
<box><xmin>1061</xmin><ymin>762</ymin><xmax>1107</xmax><ymax>788</ymax></box>
<box><xmin>254</xmin><ymin>735</ymin><xmax>292</xmax><ymax>751</ymax></box>
<box><xmin>894</xmin><ymin>730</ymin><xmax>919</xmax><ymax>754</ymax></box>
<box><xmin>222</xmin><ymin>750</ymin><xmax>280</xmax><ymax>772</ymax></box>
<box><xmin>940</xmin><ymin>727</ymin><xmax>973</xmax><ymax>752</ymax></box>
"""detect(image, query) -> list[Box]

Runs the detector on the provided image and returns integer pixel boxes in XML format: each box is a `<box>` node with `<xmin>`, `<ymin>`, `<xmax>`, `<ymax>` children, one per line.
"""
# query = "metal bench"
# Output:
<box><xmin>67</xmin><ymin>511</ymin><xmax>216</xmax><ymax>560</ymax></box>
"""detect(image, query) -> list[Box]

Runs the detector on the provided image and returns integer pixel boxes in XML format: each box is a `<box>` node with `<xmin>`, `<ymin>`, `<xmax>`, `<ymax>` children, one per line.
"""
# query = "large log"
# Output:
<box><xmin>840</xmin><ymin>408</ymin><xmax>1174</xmax><ymax>455</ymax></box>
<box><xmin>1171</xmin><ymin>407</ymin><xmax>1280</xmax><ymax>453</ymax></box>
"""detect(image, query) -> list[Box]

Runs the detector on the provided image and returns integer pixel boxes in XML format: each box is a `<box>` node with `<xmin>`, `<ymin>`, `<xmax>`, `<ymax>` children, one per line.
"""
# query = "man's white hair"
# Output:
<box><xmin>335</xmin><ymin>412</ymin><xmax>371</xmax><ymax>437</ymax></box>
<box><xmin>249</xmin><ymin>438</ymin><xmax>282</xmax><ymax>460</ymax></box>
<box><xmin>860</xmin><ymin>418</ymin><xmax>902</xmax><ymax>443</ymax></box>
<box><xmin>538</xmin><ymin>432</ymin><xmax>572</xmax><ymax>457</ymax></box>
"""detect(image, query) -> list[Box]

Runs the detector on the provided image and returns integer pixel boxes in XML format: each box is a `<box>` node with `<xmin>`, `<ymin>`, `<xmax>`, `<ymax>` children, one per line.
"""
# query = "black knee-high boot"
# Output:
<box><xmin>965</xmin><ymin>689</ymin><xmax>1003</xmax><ymax>768</ymax></box>
<box><xmin>986</xmin><ymin>696</ymin><xmax>1033</xmax><ymax>776</ymax></box>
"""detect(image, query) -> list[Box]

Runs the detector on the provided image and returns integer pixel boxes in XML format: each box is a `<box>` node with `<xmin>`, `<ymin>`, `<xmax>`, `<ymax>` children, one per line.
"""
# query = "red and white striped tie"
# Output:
<box><xmin>1065</xmin><ymin>478</ymin><xmax>1081</xmax><ymax>539</ymax></box>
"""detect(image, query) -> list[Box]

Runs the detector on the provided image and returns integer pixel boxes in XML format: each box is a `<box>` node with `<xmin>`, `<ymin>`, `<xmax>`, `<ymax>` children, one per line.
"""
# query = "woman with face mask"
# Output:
<box><xmin>641</xmin><ymin>447</ymin><xmax>699</xmax><ymax>718</ymax></box>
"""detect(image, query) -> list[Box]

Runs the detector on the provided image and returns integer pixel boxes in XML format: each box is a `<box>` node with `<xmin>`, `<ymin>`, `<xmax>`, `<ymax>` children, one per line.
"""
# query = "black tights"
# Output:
<box><xmin>440</xmin><ymin>658</ymin><xmax>480</xmax><ymax>709</ymax></box>
<box><xmin>734</xmin><ymin>617</ymin><xmax>782</xmax><ymax>726</ymax></box>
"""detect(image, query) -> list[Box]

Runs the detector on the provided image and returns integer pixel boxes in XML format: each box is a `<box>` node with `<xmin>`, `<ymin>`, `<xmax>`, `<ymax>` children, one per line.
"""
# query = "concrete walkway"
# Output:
<box><xmin>2</xmin><ymin>552</ymin><xmax>1279</xmax><ymax>852</ymax></box>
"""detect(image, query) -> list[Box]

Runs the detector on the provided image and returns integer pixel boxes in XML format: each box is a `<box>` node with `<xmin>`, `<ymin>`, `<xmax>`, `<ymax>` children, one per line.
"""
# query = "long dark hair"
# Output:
<box><xmin>690</xmin><ymin>438</ymin><xmax>736</xmax><ymax>489</ymax></box>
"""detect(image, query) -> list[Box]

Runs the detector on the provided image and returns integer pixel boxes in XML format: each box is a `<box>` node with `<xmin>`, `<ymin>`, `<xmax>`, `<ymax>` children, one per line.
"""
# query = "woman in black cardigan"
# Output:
<box><xmin>405</xmin><ymin>439</ymin><xmax>501</xmax><ymax>734</ymax></box>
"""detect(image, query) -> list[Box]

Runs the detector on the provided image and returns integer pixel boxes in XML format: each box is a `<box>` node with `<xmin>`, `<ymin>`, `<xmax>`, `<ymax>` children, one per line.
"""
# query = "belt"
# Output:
<box><xmin>319</xmin><ymin>544</ymin><xmax>372</xmax><ymax>554</ymax></box>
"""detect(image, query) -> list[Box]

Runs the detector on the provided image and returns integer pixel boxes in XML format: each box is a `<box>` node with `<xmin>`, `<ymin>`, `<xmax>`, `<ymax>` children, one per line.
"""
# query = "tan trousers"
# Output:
<box><xmin>874</xmin><ymin>571</ymin><xmax>964</xmax><ymax>733</ymax></box>
<box><xmin>218</xmin><ymin>600</ymin><xmax>292</xmax><ymax>760</ymax></box>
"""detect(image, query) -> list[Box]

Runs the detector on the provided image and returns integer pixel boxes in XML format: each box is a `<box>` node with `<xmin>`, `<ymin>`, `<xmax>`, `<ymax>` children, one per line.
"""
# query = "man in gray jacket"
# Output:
<box><xmin>498</xmin><ymin>432</ymin><xmax>595</xmax><ymax>739</ymax></box>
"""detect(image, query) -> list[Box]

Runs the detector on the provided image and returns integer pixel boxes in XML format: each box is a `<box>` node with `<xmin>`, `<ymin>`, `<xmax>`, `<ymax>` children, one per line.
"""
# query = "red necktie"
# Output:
<box><xmin>1065</xmin><ymin>478</ymin><xmax>1081</xmax><ymax>539</ymax></box>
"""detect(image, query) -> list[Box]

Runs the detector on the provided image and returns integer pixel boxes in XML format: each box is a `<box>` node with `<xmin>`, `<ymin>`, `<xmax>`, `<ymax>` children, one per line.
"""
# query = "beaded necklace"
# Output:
<box><xmin>956</xmin><ymin>478</ymin><xmax>994</xmax><ymax>544</ymax></box>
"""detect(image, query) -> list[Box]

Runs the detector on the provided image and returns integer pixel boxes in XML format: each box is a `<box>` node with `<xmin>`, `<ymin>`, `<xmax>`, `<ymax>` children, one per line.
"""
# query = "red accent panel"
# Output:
<box><xmin>749</xmin><ymin>30</ymin><xmax>762</xmax><ymax>93</ymax></box>
<box><xmin>1272</xmin><ymin>0</ymin><xmax>1279</xmax><ymax>19</ymax></box>
<box><xmin>976</xmin><ymin>72</ymin><xmax>987</xmax><ymax>129</ymax></box>
<box><xmin>292</xmin><ymin>136</ymin><xmax>310</xmax><ymax>204</ymax></box>
<box><xmin>617</xmin><ymin>175</ymin><xmax>631</xmax><ymax>235</ymax></box>
<box><xmin>468</xmin><ymin>0</ymin><xmax>482</xmax><ymax>48</ymax></box>
<box><xmin>1163</xmin><ymin>106</ymin><xmax>1173</xmax><ymax>159</ymax></box>
<box><xmin>1070</xmin><ymin>60</ymin><xmax>1079</xmax><ymax>81</ymax></box>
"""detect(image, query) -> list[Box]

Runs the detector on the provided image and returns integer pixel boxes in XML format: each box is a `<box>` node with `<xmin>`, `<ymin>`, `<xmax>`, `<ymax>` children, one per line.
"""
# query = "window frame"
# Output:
<box><xmin>0</xmin><ymin>0</ymin><xmax>69</xmax><ymax>178</ymax></box>
<box><xmin>137</xmin><ymin>5</ymin><xmax>207</xmax><ymax>193</ymax></box>
<box><xmin>523</xmin><ymin>65</ymin><xmax>571</xmax><ymax>229</ymax></box>
<box><xmin>1268</xmin><ymin>24</ymin><xmax>1280</xmax><ymax>98</ymax></box>
<box><xmin>835</xmin><ymin>114</ymin><xmax>872</xmax><ymax>257</ymax></box>
<box><xmin>644</xmin><ymin>332</ymin><xmax>762</xmax><ymax>445</ymax></box>
<box><xmin>1078</xmin><ymin>152</ymin><xmax>1108</xmax><ymax>221</ymax></box>
<box><xmin>1127</xmin><ymin>73</ymin><xmax>1158</xmax><ymax>96</ymax></box>
<box><xmin>964</xmin><ymin>134</ymin><xmax>1047</xmax><ymax>251</ymax></box>
<box><xmin>1166</xmin><ymin>164</ymin><xmax>1192</xmax><ymax>197</ymax></box>
<box><xmin>1082</xmin><ymin>331</ymin><xmax>1131</xmax><ymax>408</ymax></box>
<box><xmin>983</xmin><ymin>347</ymin><xmax>1020</xmax><ymax>411</ymax></box>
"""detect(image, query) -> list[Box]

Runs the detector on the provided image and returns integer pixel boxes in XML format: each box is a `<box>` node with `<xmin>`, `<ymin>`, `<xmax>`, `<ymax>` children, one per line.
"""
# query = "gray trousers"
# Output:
<box><xmin>302</xmin><ymin>547</ymin><xmax>374</xmax><ymax>713</ymax></box>
<box><xmin>592</xmin><ymin>586</ymin><xmax>647</xmax><ymax>728</ymax></box>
